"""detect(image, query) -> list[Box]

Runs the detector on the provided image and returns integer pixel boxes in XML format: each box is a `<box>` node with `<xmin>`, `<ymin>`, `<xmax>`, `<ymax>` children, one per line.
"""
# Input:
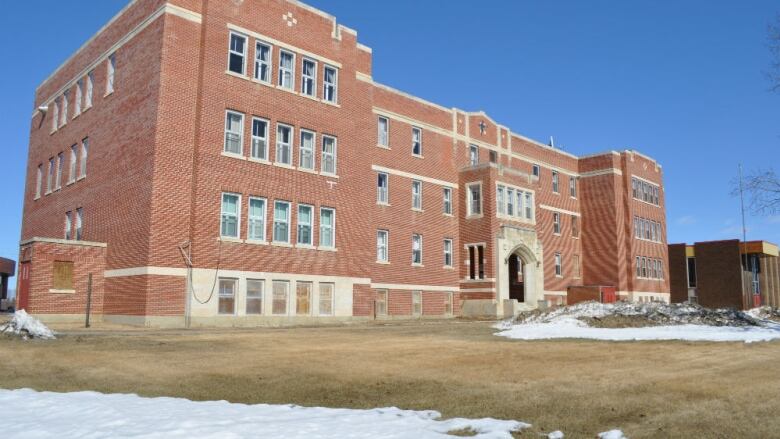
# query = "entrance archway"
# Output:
<box><xmin>508</xmin><ymin>254</ymin><xmax>524</xmax><ymax>302</ymax></box>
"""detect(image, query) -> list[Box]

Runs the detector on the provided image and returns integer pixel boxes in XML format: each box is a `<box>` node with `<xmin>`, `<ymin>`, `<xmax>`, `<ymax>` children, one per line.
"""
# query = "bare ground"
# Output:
<box><xmin>1</xmin><ymin>320</ymin><xmax>779</xmax><ymax>438</ymax></box>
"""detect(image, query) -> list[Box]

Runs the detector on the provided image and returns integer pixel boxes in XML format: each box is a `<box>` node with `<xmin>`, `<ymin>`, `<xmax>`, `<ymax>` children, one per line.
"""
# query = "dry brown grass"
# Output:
<box><xmin>1</xmin><ymin>320</ymin><xmax>779</xmax><ymax>438</ymax></box>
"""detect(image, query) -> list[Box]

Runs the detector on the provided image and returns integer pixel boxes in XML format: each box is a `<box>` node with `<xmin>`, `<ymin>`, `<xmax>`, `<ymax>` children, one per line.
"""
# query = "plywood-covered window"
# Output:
<box><xmin>52</xmin><ymin>261</ymin><xmax>74</xmax><ymax>291</ymax></box>
<box><xmin>296</xmin><ymin>281</ymin><xmax>312</xmax><ymax>315</ymax></box>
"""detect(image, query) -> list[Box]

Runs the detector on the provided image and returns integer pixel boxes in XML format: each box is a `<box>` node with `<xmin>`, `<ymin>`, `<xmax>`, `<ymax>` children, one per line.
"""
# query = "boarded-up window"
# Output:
<box><xmin>412</xmin><ymin>290</ymin><xmax>422</xmax><ymax>317</ymax></box>
<box><xmin>246</xmin><ymin>279</ymin><xmax>264</xmax><ymax>315</ymax></box>
<box><xmin>272</xmin><ymin>281</ymin><xmax>289</xmax><ymax>315</ymax></box>
<box><xmin>319</xmin><ymin>283</ymin><xmax>334</xmax><ymax>316</ymax></box>
<box><xmin>375</xmin><ymin>289</ymin><xmax>388</xmax><ymax>317</ymax></box>
<box><xmin>296</xmin><ymin>282</ymin><xmax>312</xmax><ymax>315</ymax></box>
<box><xmin>52</xmin><ymin>261</ymin><xmax>74</xmax><ymax>290</ymax></box>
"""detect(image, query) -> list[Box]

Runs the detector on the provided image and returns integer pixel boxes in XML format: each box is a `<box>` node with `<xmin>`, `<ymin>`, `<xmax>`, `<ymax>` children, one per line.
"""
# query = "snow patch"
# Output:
<box><xmin>548</xmin><ymin>430</ymin><xmax>565</xmax><ymax>438</ymax></box>
<box><xmin>0</xmin><ymin>388</ymin><xmax>530</xmax><ymax>438</ymax></box>
<box><xmin>598</xmin><ymin>429</ymin><xmax>627</xmax><ymax>439</ymax></box>
<box><xmin>0</xmin><ymin>310</ymin><xmax>55</xmax><ymax>339</ymax></box>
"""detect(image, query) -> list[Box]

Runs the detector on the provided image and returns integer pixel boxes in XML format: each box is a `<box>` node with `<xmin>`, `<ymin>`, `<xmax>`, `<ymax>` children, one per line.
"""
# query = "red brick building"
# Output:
<box><xmin>18</xmin><ymin>0</ymin><xmax>669</xmax><ymax>326</ymax></box>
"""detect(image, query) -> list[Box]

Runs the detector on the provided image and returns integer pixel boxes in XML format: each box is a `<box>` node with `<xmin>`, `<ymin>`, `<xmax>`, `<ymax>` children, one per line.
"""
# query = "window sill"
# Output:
<box><xmin>411</xmin><ymin>263</ymin><xmax>424</xmax><ymax>268</ymax></box>
<box><xmin>248</xmin><ymin>157</ymin><xmax>271</xmax><ymax>165</ymax></box>
<box><xmin>250</xmin><ymin>76</ymin><xmax>273</xmax><ymax>88</ymax></box>
<box><xmin>300</xmin><ymin>93</ymin><xmax>319</xmax><ymax>102</ymax></box>
<box><xmin>411</xmin><ymin>208</ymin><xmax>424</xmax><ymax>213</ymax></box>
<box><xmin>221</xmin><ymin>151</ymin><xmax>245</xmax><ymax>160</ymax></box>
<box><xmin>276</xmin><ymin>84</ymin><xmax>296</xmax><ymax>94</ymax></box>
<box><xmin>224</xmin><ymin>69</ymin><xmax>248</xmax><ymax>80</ymax></box>
<box><xmin>104</xmin><ymin>90</ymin><xmax>114</xmax><ymax>98</ymax></box>
<box><xmin>443</xmin><ymin>213</ymin><xmax>454</xmax><ymax>217</ymax></box>
<box><xmin>443</xmin><ymin>266</ymin><xmax>455</xmax><ymax>270</ymax></box>
<box><xmin>321</xmin><ymin>99</ymin><xmax>340</xmax><ymax>108</ymax></box>
<box><xmin>34</xmin><ymin>196</ymin><xmax>40</xmax><ymax>201</ymax></box>
<box><xmin>411</xmin><ymin>154</ymin><xmax>424</xmax><ymax>159</ymax></box>
<box><xmin>320</xmin><ymin>172</ymin><xmax>339</xmax><ymax>179</ymax></box>
<box><xmin>466</xmin><ymin>214</ymin><xmax>484</xmax><ymax>220</ymax></box>
<box><xmin>318</xmin><ymin>246</ymin><xmax>337</xmax><ymax>252</ymax></box>
<box><xmin>298</xmin><ymin>167</ymin><xmax>318</xmax><ymax>175</ymax></box>
<box><xmin>273</xmin><ymin>162</ymin><xmax>296</xmax><ymax>170</ymax></box>
<box><xmin>49</xmin><ymin>289</ymin><xmax>76</xmax><ymax>294</ymax></box>
<box><xmin>553</xmin><ymin>233</ymin><xmax>561</xmax><ymax>237</ymax></box>
<box><xmin>296</xmin><ymin>244</ymin><xmax>316</xmax><ymax>250</ymax></box>
<box><xmin>44</xmin><ymin>191</ymin><xmax>52</xmax><ymax>196</ymax></box>
<box><xmin>376</xmin><ymin>144</ymin><xmax>390</xmax><ymax>150</ymax></box>
<box><xmin>245</xmin><ymin>239</ymin><xmax>269</xmax><ymax>246</ymax></box>
<box><xmin>76</xmin><ymin>175</ymin><xmax>86</xmax><ymax>182</ymax></box>
<box><xmin>552</xmin><ymin>192</ymin><xmax>560</xmax><ymax>196</ymax></box>
<box><xmin>377</xmin><ymin>202</ymin><xmax>391</xmax><ymax>207</ymax></box>
<box><xmin>271</xmin><ymin>241</ymin><xmax>293</xmax><ymax>248</ymax></box>
<box><xmin>218</xmin><ymin>237</ymin><xmax>243</xmax><ymax>243</ymax></box>
<box><xmin>375</xmin><ymin>260</ymin><xmax>390</xmax><ymax>265</ymax></box>
<box><xmin>66</xmin><ymin>179</ymin><xmax>75</xmax><ymax>187</ymax></box>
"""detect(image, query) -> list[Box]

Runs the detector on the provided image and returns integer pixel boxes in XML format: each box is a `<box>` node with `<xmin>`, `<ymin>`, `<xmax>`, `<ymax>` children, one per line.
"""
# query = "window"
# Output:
<box><xmin>444</xmin><ymin>292</ymin><xmax>453</xmax><ymax>316</ymax></box>
<box><xmin>296</xmin><ymin>281</ymin><xmax>312</xmax><ymax>315</ymax></box>
<box><xmin>412</xmin><ymin>234</ymin><xmax>422</xmax><ymax>265</ymax></box>
<box><xmin>377</xmin><ymin>230</ymin><xmax>388</xmax><ymax>262</ymax></box>
<box><xmin>443</xmin><ymin>239</ymin><xmax>453</xmax><ymax>267</ymax></box>
<box><xmin>254</xmin><ymin>41</ymin><xmax>271</xmax><ymax>82</ymax></box>
<box><xmin>55</xmin><ymin>152</ymin><xmax>64</xmax><ymax>190</ymax></box>
<box><xmin>218</xmin><ymin>278</ymin><xmax>237</xmax><ymax>315</ymax></box>
<box><xmin>224</xmin><ymin>111</ymin><xmax>244</xmax><ymax>155</ymax></box>
<box><xmin>412</xmin><ymin>291</ymin><xmax>422</xmax><ymax>317</ymax></box>
<box><xmin>378</xmin><ymin>116</ymin><xmax>389</xmax><ymax>146</ymax></box>
<box><xmin>525</xmin><ymin>192</ymin><xmax>533</xmax><ymax>219</ymax></box>
<box><xmin>35</xmin><ymin>165</ymin><xmax>42</xmax><ymax>199</ymax></box>
<box><xmin>319</xmin><ymin>207</ymin><xmax>335</xmax><ymax>248</ymax></box>
<box><xmin>228</xmin><ymin>32</ymin><xmax>247</xmax><ymax>75</ymax></box>
<box><xmin>46</xmin><ymin>158</ymin><xmax>54</xmax><ymax>193</ymax></box>
<box><xmin>323</xmin><ymin>65</ymin><xmax>338</xmax><ymax>103</ymax></box>
<box><xmin>532</xmin><ymin>164</ymin><xmax>540</xmax><ymax>178</ymax></box>
<box><xmin>75</xmin><ymin>208</ymin><xmax>83</xmax><ymax>241</ymax></box>
<box><xmin>658</xmin><ymin>259</ymin><xmax>665</xmax><ymax>280</ymax></box>
<box><xmin>85</xmin><ymin>71</ymin><xmax>94</xmax><ymax>109</ymax></box>
<box><xmin>52</xmin><ymin>261</ymin><xmax>74</xmax><ymax>291</ymax></box>
<box><xmin>246</xmin><ymin>279</ymin><xmax>264</xmax><ymax>315</ymax></box>
<box><xmin>467</xmin><ymin>244</ymin><xmax>485</xmax><ymax>280</ymax></box>
<box><xmin>553</xmin><ymin>213</ymin><xmax>561</xmax><ymax>235</ymax></box>
<box><xmin>572</xmin><ymin>215</ymin><xmax>580</xmax><ymax>238</ymax></box>
<box><xmin>467</xmin><ymin>183</ymin><xmax>482</xmax><ymax>216</ymax></box>
<box><xmin>273</xmin><ymin>201</ymin><xmax>290</xmax><ymax>243</ymax></box>
<box><xmin>469</xmin><ymin>144</ymin><xmax>479</xmax><ymax>166</ymax></box>
<box><xmin>632</xmin><ymin>177</ymin><xmax>660</xmax><ymax>206</ymax></box>
<box><xmin>573</xmin><ymin>254</ymin><xmax>581</xmax><ymax>278</ymax></box>
<box><xmin>375</xmin><ymin>290</ymin><xmax>388</xmax><ymax>316</ymax></box>
<box><xmin>489</xmin><ymin>150</ymin><xmax>498</xmax><ymax>164</ymax></box>
<box><xmin>443</xmin><ymin>187</ymin><xmax>452</xmax><ymax>214</ymax></box>
<box><xmin>377</xmin><ymin>173</ymin><xmax>389</xmax><ymax>204</ymax></box>
<box><xmin>51</xmin><ymin>100</ymin><xmax>59</xmax><ymax>132</ymax></box>
<box><xmin>687</xmin><ymin>257</ymin><xmax>697</xmax><ymax>288</ymax></box>
<box><xmin>74</xmin><ymin>80</ymin><xmax>82</xmax><ymax>116</ymax></box>
<box><xmin>68</xmin><ymin>145</ymin><xmax>77</xmax><ymax>183</ymax></box>
<box><xmin>297</xmin><ymin>204</ymin><xmax>313</xmax><ymax>246</ymax></box>
<box><xmin>247</xmin><ymin>197</ymin><xmax>266</xmax><ymax>241</ymax></box>
<box><xmin>106</xmin><ymin>53</ymin><xmax>116</xmax><ymax>94</ymax></box>
<box><xmin>552</xmin><ymin>171</ymin><xmax>559</xmax><ymax>193</ymax></box>
<box><xmin>60</xmin><ymin>92</ymin><xmax>68</xmax><ymax>127</ymax></box>
<box><xmin>278</xmin><ymin>50</ymin><xmax>294</xmax><ymax>89</ymax></box>
<box><xmin>272</xmin><ymin>281</ymin><xmax>289</xmax><ymax>315</ymax></box>
<box><xmin>301</xmin><ymin>58</ymin><xmax>316</xmax><ymax>97</ymax></box>
<box><xmin>79</xmin><ymin>138</ymin><xmax>88</xmax><ymax>178</ymax></box>
<box><xmin>65</xmin><ymin>211</ymin><xmax>72</xmax><ymax>240</ymax></box>
<box><xmin>276</xmin><ymin>124</ymin><xmax>292</xmax><ymax>165</ymax></box>
<box><xmin>641</xmin><ymin>257</ymin><xmax>648</xmax><ymax>278</ymax></box>
<box><xmin>497</xmin><ymin>186</ymin><xmax>505</xmax><ymax>215</ymax></box>
<box><xmin>321</xmin><ymin>135</ymin><xmax>336</xmax><ymax>174</ymax></box>
<box><xmin>506</xmin><ymin>188</ymin><xmax>514</xmax><ymax>216</ymax></box>
<box><xmin>411</xmin><ymin>180</ymin><xmax>422</xmax><ymax>210</ymax></box>
<box><xmin>319</xmin><ymin>283</ymin><xmax>334</xmax><ymax>316</ymax></box>
<box><xmin>299</xmin><ymin>130</ymin><xmax>315</xmax><ymax>170</ymax></box>
<box><xmin>554</xmin><ymin>253</ymin><xmax>562</xmax><ymax>277</ymax></box>
<box><xmin>251</xmin><ymin>118</ymin><xmax>268</xmax><ymax>160</ymax></box>
<box><xmin>220</xmin><ymin>193</ymin><xmax>240</xmax><ymax>238</ymax></box>
<box><xmin>569</xmin><ymin>177</ymin><xmax>577</xmax><ymax>197</ymax></box>
<box><xmin>636</xmin><ymin>257</ymin><xmax>642</xmax><ymax>278</ymax></box>
<box><xmin>411</xmin><ymin>127</ymin><xmax>422</xmax><ymax>156</ymax></box>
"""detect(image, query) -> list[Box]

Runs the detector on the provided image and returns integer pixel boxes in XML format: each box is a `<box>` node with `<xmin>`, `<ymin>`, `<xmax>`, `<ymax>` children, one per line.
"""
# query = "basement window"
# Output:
<box><xmin>218</xmin><ymin>278</ymin><xmax>237</xmax><ymax>315</ymax></box>
<box><xmin>296</xmin><ymin>281</ymin><xmax>312</xmax><ymax>316</ymax></box>
<box><xmin>412</xmin><ymin>291</ymin><xmax>422</xmax><ymax>317</ymax></box>
<box><xmin>272</xmin><ymin>281</ymin><xmax>289</xmax><ymax>315</ymax></box>
<box><xmin>375</xmin><ymin>290</ymin><xmax>388</xmax><ymax>316</ymax></box>
<box><xmin>246</xmin><ymin>279</ymin><xmax>264</xmax><ymax>315</ymax></box>
<box><xmin>52</xmin><ymin>261</ymin><xmax>74</xmax><ymax>291</ymax></box>
<box><xmin>319</xmin><ymin>283</ymin><xmax>335</xmax><ymax>316</ymax></box>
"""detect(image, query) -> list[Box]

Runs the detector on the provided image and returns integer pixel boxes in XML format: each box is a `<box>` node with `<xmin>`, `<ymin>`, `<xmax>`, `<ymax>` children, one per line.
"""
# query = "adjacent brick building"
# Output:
<box><xmin>18</xmin><ymin>0</ymin><xmax>670</xmax><ymax>326</ymax></box>
<box><xmin>669</xmin><ymin>240</ymin><xmax>780</xmax><ymax>310</ymax></box>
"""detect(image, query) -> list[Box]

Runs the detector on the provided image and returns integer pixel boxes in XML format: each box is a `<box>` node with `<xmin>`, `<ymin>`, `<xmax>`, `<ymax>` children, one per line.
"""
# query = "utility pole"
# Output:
<box><xmin>738</xmin><ymin>164</ymin><xmax>748</xmax><ymax>308</ymax></box>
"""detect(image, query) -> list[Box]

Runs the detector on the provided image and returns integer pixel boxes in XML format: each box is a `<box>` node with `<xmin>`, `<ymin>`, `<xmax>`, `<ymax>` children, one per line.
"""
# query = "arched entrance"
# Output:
<box><xmin>508</xmin><ymin>254</ymin><xmax>524</xmax><ymax>302</ymax></box>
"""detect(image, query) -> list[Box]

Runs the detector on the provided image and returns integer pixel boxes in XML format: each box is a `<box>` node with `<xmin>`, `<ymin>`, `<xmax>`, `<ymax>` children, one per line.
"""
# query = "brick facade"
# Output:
<box><xmin>18</xmin><ymin>0</ymin><xmax>669</xmax><ymax>326</ymax></box>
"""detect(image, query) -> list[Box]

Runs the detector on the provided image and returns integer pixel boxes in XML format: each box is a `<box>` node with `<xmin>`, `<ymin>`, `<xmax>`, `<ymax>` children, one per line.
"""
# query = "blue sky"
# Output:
<box><xmin>1</xmin><ymin>1</ymin><xmax>778</xmax><ymax>289</ymax></box>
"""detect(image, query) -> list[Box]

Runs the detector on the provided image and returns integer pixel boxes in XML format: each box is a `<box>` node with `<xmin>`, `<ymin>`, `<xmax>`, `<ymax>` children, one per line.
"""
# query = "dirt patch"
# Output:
<box><xmin>0</xmin><ymin>321</ymin><xmax>779</xmax><ymax>438</ymax></box>
<box><xmin>580</xmin><ymin>314</ymin><xmax>660</xmax><ymax>328</ymax></box>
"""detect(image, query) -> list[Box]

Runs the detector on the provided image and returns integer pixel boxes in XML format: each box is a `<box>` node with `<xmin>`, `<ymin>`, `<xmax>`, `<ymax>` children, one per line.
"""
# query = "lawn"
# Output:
<box><xmin>1</xmin><ymin>320</ymin><xmax>779</xmax><ymax>438</ymax></box>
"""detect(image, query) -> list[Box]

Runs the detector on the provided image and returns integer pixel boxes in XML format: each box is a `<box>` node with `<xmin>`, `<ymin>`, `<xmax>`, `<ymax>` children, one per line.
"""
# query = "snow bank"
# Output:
<box><xmin>0</xmin><ymin>388</ymin><xmax>530</xmax><ymax>439</ymax></box>
<box><xmin>495</xmin><ymin>318</ymin><xmax>780</xmax><ymax>343</ymax></box>
<box><xmin>0</xmin><ymin>310</ymin><xmax>55</xmax><ymax>339</ymax></box>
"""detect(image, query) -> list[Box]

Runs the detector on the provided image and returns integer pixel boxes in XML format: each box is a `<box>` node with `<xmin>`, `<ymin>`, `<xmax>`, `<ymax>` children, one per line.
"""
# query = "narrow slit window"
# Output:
<box><xmin>251</xmin><ymin>118</ymin><xmax>268</xmax><ymax>160</ymax></box>
<box><xmin>301</xmin><ymin>58</ymin><xmax>316</xmax><ymax>97</ymax></box>
<box><xmin>254</xmin><ymin>41</ymin><xmax>271</xmax><ymax>82</ymax></box>
<box><xmin>297</xmin><ymin>204</ymin><xmax>313</xmax><ymax>246</ymax></box>
<box><xmin>273</xmin><ymin>201</ymin><xmax>291</xmax><ymax>243</ymax></box>
<box><xmin>299</xmin><ymin>130</ymin><xmax>315</xmax><ymax>170</ymax></box>
<box><xmin>228</xmin><ymin>33</ymin><xmax>247</xmax><ymax>75</ymax></box>
<box><xmin>276</xmin><ymin>124</ymin><xmax>292</xmax><ymax>165</ymax></box>
<box><xmin>278</xmin><ymin>50</ymin><xmax>295</xmax><ymax>89</ymax></box>
<box><xmin>321</xmin><ymin>135</ymin><xmax>336</xmax><ymax>174</ymax></box>
<box><xmin>323</xmin><ymin>65</ymin><xmax>338</xmax><ymax>103</ymax></box>
<box><xmin>224</xmin><ymin>111</ymin><xmax>244</xmax><ymax>155</ymax></box>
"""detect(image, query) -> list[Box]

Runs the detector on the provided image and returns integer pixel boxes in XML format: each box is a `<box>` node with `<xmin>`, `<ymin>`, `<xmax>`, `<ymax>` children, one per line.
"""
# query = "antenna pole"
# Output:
<box><xmin>738</xmin><ymin>164</ymin><xmax>748</xmax><ymax>308</ymax></box>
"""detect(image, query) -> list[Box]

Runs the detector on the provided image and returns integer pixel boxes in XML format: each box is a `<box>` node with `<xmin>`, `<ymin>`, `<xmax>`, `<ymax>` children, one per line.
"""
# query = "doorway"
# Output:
<box><xmin>508</xmin><ymin>253</ymin><xmax>524</xmax><ymax>302</ymax></box>
<box><xmin>17</xmin><ymin>262</ymin><xmax>30</xmax><ymax>311</ymax></box>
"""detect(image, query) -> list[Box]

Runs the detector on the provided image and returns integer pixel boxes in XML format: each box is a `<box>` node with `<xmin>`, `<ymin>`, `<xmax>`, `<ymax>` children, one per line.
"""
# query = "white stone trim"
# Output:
<box><xmin>37</xmin><ymin>3</ymin><xmax>202</xmax><ymax>112</ymax></box>
<box><xmin>227</xmin><ymin>23</ymin><xmax>342</xmax><ymax>69</ymax></box>
<box><xmin>580</xmin><ymin>168</ymin><xmax>623</xmax><ymax>178</ymax></box>
<box><xmin>371</xmin><ymin>165</ymin><xmax>457</xmax><ymax>188</ymax></box>
<box><xmin>630</xmin><ymin>174</ymin><xmax>661</xmax><ymax>187</ymax></box>
<box><xmin>539</xmin><ymin>204</ymin><xmax>581</xmax><ymax>217</ymax></box>
<box><xmin>370</xmin><ymin>283</ymin><xmax>457</xmax><ymax>292</ymax></box>
<box><xmin>459</xmin><ymin>288</ymin><xmax>496</xmax><ymax>293</ymax></box>
<box><xmin>20</xmin><ymin>237</ymin><xmax>107</xmax><ymax>248</ymax></box>
<box><xmin>104</xmin><ymin>266</ymin><xmax>187</xmax><ymax>278</ymax></box>
<box><xmin>356</xmin><ymin>43</ymin><xmax>372</xmax><ymax>53</ymax></box>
